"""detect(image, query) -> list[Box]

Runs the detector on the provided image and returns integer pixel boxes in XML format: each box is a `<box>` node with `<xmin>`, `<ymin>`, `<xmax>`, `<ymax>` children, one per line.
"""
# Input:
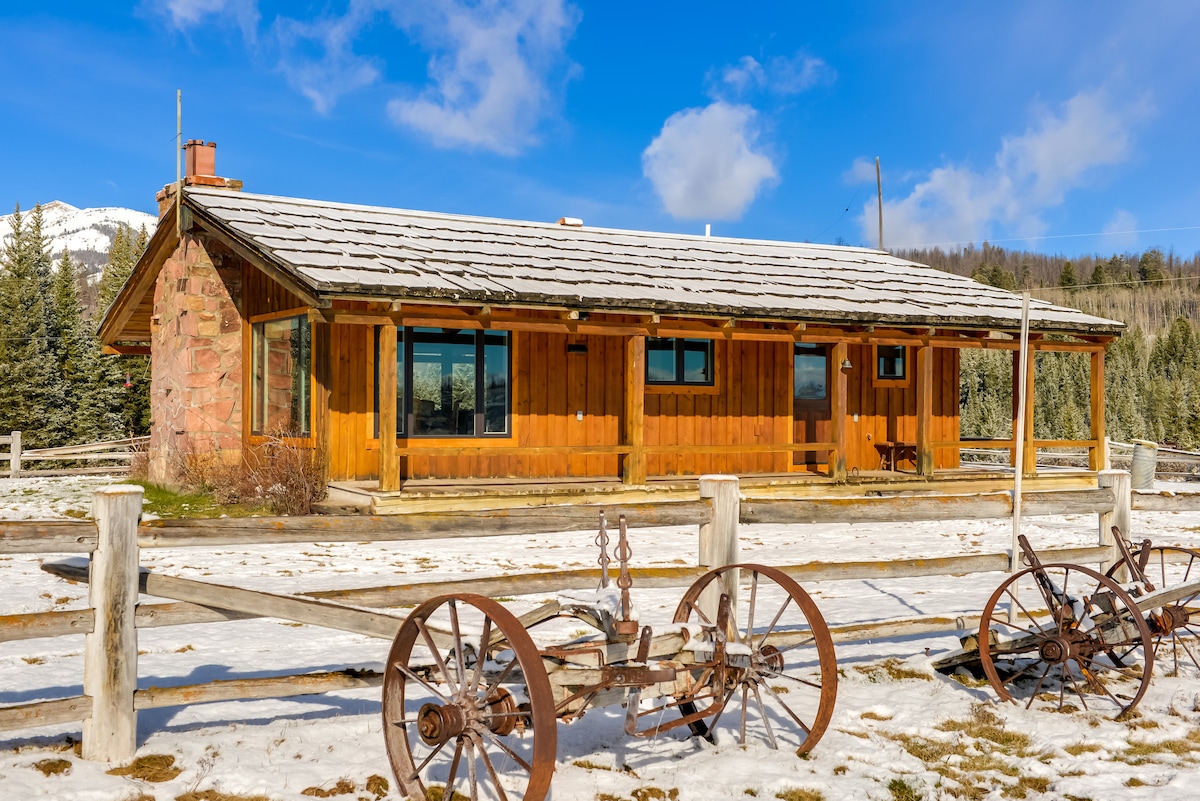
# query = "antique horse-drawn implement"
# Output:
<box><xmin>382</xmin><ymin>514</ymin><xmax>839</xmax><ymax>801</ymax></box>
<box><xmin>934</xmin><ymin>530</ymin><xmax>1200</xmax><ymax>718</ymax></box>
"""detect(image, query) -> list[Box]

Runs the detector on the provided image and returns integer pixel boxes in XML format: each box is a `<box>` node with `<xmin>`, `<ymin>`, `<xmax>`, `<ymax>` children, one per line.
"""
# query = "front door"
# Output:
<box><xmin>792</xmin><ymin>343</ymin><xmax>831</xmax><ymax>470</ymax></box>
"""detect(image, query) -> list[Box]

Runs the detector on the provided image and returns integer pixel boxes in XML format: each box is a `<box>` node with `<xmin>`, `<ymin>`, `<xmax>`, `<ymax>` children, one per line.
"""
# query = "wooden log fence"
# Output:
<box><xmin>6</xmin><ymin>472</ymin><xmax>1200</xmax><ymax>762</ymax></box>
<box><xmin>1</xmin><ymin>432</ymin><xmax>148</xmax><ymax>478</ymax></box>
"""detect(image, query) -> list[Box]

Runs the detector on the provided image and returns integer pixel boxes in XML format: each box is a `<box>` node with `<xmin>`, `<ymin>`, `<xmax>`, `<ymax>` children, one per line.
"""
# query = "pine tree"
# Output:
<box><xmin>1058</xmin><ymin>261</ymin><xmax>1078</xmax><ymax>290</ymax></box>
<box><xmin>94</xmin><ymin>224</ymin><xmax>151</xmax><ymax>436</ymax></box>
<box><xmin>0</xmin><ymin>204</ymin><xmax>67</xmax><ymax>446</ymax></box>
<box><xmin>1138</xmin><ymin>248</ymin><xmax>1168</xmax><ymax>284</ymax></box>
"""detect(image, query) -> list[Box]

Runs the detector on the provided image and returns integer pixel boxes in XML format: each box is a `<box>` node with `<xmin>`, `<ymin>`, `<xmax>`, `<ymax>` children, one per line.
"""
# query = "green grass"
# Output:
<box><xmin>132</xmin><ymin>481</ymin><xmax>272</xmax><ymax>519</ymax></box>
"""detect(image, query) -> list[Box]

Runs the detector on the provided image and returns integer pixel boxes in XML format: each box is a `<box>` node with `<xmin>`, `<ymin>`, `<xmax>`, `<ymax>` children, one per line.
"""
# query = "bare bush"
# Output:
<box><xmin>240</xmin><ymin>430</ymin><xmax>328</xmax><ymax>516</ymax></box>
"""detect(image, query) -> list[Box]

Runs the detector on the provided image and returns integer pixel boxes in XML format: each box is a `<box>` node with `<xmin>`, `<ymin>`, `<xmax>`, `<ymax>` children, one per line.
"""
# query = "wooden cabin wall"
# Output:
<box><xmin>241</xmin><ymin>262</ymin><xmax>305</xmax><ymax>317</ymax></box>
<box><xmin>842</xmin><ymin>344</ymin><xmax>961</xmax><ymax>471</ymax></box>
<box><xmin>327</xmin><ymin>322</ymin><xmax>378</xmax><ymax>480</ymax></box>
<box><xmin>646</xmin><ymin>339</ymin><xmax>791</xmax><ymax>476</ymax></box>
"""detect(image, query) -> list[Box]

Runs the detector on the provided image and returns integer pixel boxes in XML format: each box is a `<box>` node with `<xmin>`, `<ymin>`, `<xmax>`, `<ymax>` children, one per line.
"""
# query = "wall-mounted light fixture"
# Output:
<box><xmin>841</xmin><ymin>358</ymin><xmax>853</xmax><ymax>370</ymax></box>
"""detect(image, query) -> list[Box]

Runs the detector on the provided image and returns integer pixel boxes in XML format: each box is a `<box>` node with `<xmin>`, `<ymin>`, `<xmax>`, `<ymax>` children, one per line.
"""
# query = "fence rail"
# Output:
<box><xmin>7</xmin><ymin>471</ymin><xmax>1200</xmax><ymax>761</ymax></box>
<box><xmin>1</xmin><ymin>431</ymin><xmax>148</xmax><ymax>478</ymax></box>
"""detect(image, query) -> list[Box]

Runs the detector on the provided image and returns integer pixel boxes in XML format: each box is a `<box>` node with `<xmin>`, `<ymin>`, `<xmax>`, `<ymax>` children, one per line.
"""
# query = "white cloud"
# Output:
<box><xmin>1102</xmin><ymin>209</ymin><xmax>1139</xmax><ymax>249</ymax></box>
<box><xmin>843</xmin><ymin>157</ymin><xmax>878</xmax><ymax>185</ymax></box>
<box><xmin>642</xmin><ymin>102</ymin><xmax>778</xmax><ymax>221</ymax></box>
<box><xmin>385</xmin><ymin>0</ymin><xmax>580</xmax><ymax>155</ymax></box>
<box><xmin>273</xmin><ymin>7</ymin><xmax>380</xmax><ymax>114</ymax></box>
<box><xmin>713</xmin><ymin>52</ymin><xmax>833</xmax><ymax>98</ymax></box>
<box><xmin>862</xmin><ymin>88</ymin><xmax>1153</xmax><ymax>249</ymax></box>
<box><xmin>156</xmin><ymin>0</ymin><xmax>260</xmax><ymax>40</ymax></box>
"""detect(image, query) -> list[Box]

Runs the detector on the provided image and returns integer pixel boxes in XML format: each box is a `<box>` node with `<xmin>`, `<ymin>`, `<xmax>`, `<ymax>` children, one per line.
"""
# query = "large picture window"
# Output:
<box><xmin>377</xmin><ymin>327</ymin><xmax>510</xmax><ymax>438</ymax></box>
<box><xmin>251</xmin><ymin>314</ymin><xmax>311</xmax><ymax>437</ymax></box>
<box><xmin>646</xmin><ymin>338</ymin><xmax>714</xmax><ymax>385</ymax></box>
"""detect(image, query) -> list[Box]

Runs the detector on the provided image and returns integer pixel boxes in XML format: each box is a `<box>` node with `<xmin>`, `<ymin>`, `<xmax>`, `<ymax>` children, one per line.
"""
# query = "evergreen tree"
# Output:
<box><xmin>0</xmin><ymin>204</ymin><xmax>67</xmax><ymax>446</ymax></box>
<box><xmin>1058</xmin><ymin>261</ymin><xmax>1078</xmax><ymax>290</ymax></box>
<box><xmin>95</xmin><ymin>224</ymin><xmax>151</xmax><ymax>436</ymax></box>
<box><xmin>1089</xmin><ymin>260</ymin><xmax>1111</xmax><ymax>287</ymax></box>
<box><xmin>1138</xmin><ymin>248</ymin><xmax>1168</xmax><ymax>284</ymax></box>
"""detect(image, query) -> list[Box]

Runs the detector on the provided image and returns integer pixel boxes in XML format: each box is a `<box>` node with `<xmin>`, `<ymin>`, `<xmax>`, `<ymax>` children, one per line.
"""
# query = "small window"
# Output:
<box><xmin>646</xmin><ymin>338</ymin><xmax>714</xmax><ymax>385</ymax></box>
<box><xmin>877</xmin><ymin>345</ymin><xmax>907</xmax><ymax>381</ymax></box>
<box><xmin>794</xmin><ymin>344</ymin><xmax>828</xmax><ymax>400</ymax></box>
<box><xmin>251</xmin><ymin>315</ymin><xmax>311</xmax><ymax>437</ymax></box>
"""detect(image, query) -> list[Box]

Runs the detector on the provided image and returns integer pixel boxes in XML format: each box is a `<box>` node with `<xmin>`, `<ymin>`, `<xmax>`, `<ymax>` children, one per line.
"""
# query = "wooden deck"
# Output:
<box><xmin>322</xmin><ymin>466</ymin><xmax>1101</xmax><ymax>515</ymax></box>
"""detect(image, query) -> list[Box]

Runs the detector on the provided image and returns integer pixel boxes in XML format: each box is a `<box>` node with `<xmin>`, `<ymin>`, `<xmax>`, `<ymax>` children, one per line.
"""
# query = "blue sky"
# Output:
<box><xmin>3</xmin><ymin>1</ymin><xmax>1200</xmax><ymax>258</ymax></box>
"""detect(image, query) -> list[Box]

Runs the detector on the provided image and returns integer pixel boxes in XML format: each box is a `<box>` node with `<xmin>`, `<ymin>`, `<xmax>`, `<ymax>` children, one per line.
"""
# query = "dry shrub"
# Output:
<box><xmin>240</xmin><ymin>430</ymin><xmax>327</xmax><ymax>516</ymax></box>
<box><xmin>363</xmin><ymin>775</ymin><xmax>389</xmax><ymax>799</ymax></box>
<box><xmin>168</xmin><ymin>428</ymin><xmax>327</xmax><ymax>515</ymax></box>
<box><xmin>107</xmin><ymin>754</ymin><xmax>183</xmax><ymax>782</ymax></box>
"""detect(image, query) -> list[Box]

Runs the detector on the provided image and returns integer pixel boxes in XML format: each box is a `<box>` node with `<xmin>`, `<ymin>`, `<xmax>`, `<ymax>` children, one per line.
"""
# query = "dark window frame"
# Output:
<box><xmin>645</xmin><ymin>337</ymin><xmax>715</xmax><ymax>386</ymax></box>
<box><xmin>875</xmin><ymin>344</ymin><xmax>908</xmax><ymax>384</ymax></box>
<box><xmin>250</xmin><ymin>313</ymin><xmax>312</xmax><ymax>438</ymax></box>
<box><xmin>793</xmin><ymin>343</ymin><xmax>829</xmax><ymax>402</ymax></box>
<box><xmin>375</xmin><ymin>327</ymin><xmax>512</xmax><ymax>439</ymax></box>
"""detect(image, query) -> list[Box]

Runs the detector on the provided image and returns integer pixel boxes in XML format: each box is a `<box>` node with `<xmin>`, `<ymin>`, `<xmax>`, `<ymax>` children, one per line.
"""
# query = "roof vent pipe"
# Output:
<box><xmin>557</xmin><ymin>217</ymin><xmax>583</xmax><ymax>227</ymax></box>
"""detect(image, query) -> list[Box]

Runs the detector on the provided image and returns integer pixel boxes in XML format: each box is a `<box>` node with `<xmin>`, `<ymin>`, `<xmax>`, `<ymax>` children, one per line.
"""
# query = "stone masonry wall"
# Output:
<box><xmin>148</xmin><ymin>235</ymin><xmax>244</xmax><ymax>485</ymax></box>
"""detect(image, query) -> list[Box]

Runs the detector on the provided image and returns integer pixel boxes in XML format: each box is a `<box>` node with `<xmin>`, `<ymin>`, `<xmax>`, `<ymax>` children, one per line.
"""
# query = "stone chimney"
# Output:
<box><xmin>156</xmin><ymin>139</ymin><xmax>243</xmax><ymax>217</ymax></box>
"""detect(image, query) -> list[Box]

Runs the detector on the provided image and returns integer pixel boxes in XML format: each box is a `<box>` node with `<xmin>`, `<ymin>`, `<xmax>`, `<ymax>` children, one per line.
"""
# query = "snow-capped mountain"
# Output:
<box><xmin>0</xmin><ymin>201</ymin><xmax>158</xmax><ymax>274</ymax></box>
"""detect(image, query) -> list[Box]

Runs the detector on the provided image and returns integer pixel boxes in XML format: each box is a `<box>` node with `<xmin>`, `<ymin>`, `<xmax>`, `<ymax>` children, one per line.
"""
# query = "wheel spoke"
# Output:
<box><xmin>395</xmin><ymin>663</ymin><xmax>453</xmax><ymax>704</ymax></box>
<box><xmin>449</xmin><ymin>600</ymin><xmax>467</xmax><ymax>692</ymax></box>
<box><xmin>417</xmin><ymin>618</ymin><xmax>459</xmax><ymax>696</ymax></box>
<box><xmin>479</xmin><ymin>728</ymin><xmax>534</xmax><ymax>774</ymax></box>
<box><xmin>470</xmin><ymin>617</ymin><xmax>492</xmax><ymax>696</ymax></box>
<box><xmin>758</xmin><ymin>595</ymin><xmax>794</xmax><ymax>645</ymax></box>
<box><xmin>749</xmin><ymin>682</ymin><xmax>778</xmax><ymax>749</ymax></box>
<box><xmin>476</xmin><ymin>738</ymin><xmax>511</xmax><ymax>801</ymax></box>
<box><xmin>410</xmin><ymin>735</ymin><xmax>454</xmax><ymax>781</ymax></box>
<box><xmin>760</xmin><ymin>680</ymin><xmax>813</xmax><ymax>735</ymax></box>
<box><xmin>444</xmin><ymin>739</ymin><xmax>464</xmax><ymax>801</ymax></box>
<box><xmin>466</xmin><ymin>737</ymin><xmax>478</xmax><ymax>801</ymax></box>
<box><xmin>745</xmin><ymin>572</ymin><xmax>759</xmax><ymax>649</ymax></box>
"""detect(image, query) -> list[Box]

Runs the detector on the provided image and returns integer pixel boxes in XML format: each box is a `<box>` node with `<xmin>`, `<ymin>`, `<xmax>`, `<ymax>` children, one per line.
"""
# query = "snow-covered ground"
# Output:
<box><xmin>3</xmin><ymin>475</ymin><xmax>1200</xmax><ymax>800</ymax></box>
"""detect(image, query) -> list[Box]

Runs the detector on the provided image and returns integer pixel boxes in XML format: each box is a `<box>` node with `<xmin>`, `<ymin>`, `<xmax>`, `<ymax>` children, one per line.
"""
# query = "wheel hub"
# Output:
<box><xmin>482</xmin><ymin>688</ymin><xmax>520</xmax><ymax>736</ymax></box>
<box><xmin>756</xmin><ymin>644</ymin><xmax>785</xmax><ymax>675</ymax></box>
<box><xmin>1152</xmin><ymin>605</ymin><xmax>1190</xmax><ymax>634</ymax></box>
<box><xmin>1039</xmin><ymin>636</ymin><xmax>1077</xmax><ymax>664</ymax></box>
<box><xmin>417</xmin><ymin>702</ymin><xmax>466</xmax><ymax>747</ymax></box>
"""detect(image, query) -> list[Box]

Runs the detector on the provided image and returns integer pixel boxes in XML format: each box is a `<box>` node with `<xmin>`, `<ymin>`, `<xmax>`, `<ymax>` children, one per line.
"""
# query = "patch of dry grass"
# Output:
<box><xmin>1063</xmin><ymin>742</ymin><xmax>1102</xmax><ymax>756</ymax></box>
<box><xmin>775</xmin><ymin>789</ymin><xmax>824</xmax><ymax>801</ymax></box>
<box><xmin>860</xmin><ymin>710</ymin><xmax>893</xmax><ymax>721</ymax></box>
<box><xmin>32</xmin><ymin>758</ymin><xmax>71</xmax><ymax>776</ymax></box>
<box><xmin>175</xmin><ymin>792</ymin><xmax>271</xmax><ymax>801</ymax></box>
<box><xmin>108</xmin><ymin>754</ymin><xmax>182</xmax><ymax>783</ymax></box>
<box><xmin>300</xmin><ymin>778</ymin><xmax>355</xmax><ymax>797</ymax></box>
<box><xmin>854</xmin><ymin>658</ymin><xmax>932</xmax><ymax>683</ymax></box>
<box><xmin>631</xmin><ymin>788</ymin><xmax>679</xmax><ymax>801</ymax></box>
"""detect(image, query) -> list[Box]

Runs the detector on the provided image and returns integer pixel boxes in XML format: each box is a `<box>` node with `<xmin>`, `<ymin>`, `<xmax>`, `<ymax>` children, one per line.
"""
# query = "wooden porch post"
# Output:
<box><xmin>915</xmin><ymin>344</ymin><xmax>934</xmax><ymax>478</ymax></box>
<box><xmin>1089</xmin><ymin>348</ymin><xmax>1106</xmax><ymax>471</ymax></box>
<box><xmin>312</xmin><ymin>322</ymin><xmax>332</xmax><ymax>487</ymax></box>
<box><xmin>1022</xmin><ymin>346</ymin><xmax>1037</xmax><ymax>477</ymax></box>
<box><xmin>830</xmin><ymin>342</ymin><xmax>847</xmax><ymax>480</ymax></box>
<box><xmin>623</xmin><ymin>335</ymin><xmax>646</xmax><ymax>484</ymax></box>
<box><xmin>378</xmin><ymin>325</ymin><xmax>400</xmax><ymax>492</ymax></box>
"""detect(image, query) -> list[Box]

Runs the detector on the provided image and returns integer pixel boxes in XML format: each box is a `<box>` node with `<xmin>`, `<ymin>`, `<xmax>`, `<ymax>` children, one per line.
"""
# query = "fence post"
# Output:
<box><xmin>699</xmin><ymin>475</ymin><xmax>740</xmax><ymax>617</ymax></box>
<box><xmin>1097</xmin><ymin>469</ymin><xmax>1131</xmax><ymax>574</ymax></box>
<box><xmin>82</xmin><ymin>484</ymin><xmax>143</xmax><ymax>762</ymax></box>
<box><xmin>10</xmin><ymin>431</ymin><xmax>20</xmax><ymax>478</ymax></box>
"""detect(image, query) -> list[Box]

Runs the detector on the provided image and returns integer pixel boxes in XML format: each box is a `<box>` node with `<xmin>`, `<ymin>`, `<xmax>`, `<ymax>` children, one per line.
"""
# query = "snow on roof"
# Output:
<box><xmin>184</xmin><ymin>187</ymin><xmax>1123</xmax><ymax>335</ymax></box>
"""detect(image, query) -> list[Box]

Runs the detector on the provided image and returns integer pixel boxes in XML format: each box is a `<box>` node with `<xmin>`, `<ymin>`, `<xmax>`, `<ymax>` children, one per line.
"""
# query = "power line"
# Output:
<box><xmin>906</xmin><ymin>224</ymin><xmax>1200</xmax><ymax>251</ymax></box>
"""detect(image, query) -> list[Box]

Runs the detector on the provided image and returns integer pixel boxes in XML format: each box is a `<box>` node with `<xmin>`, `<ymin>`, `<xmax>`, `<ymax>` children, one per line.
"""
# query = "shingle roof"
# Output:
<box><xmin>185</xmin><ymin>187</ymin><xmax>1123</xmax><ymax>336</ymax></box>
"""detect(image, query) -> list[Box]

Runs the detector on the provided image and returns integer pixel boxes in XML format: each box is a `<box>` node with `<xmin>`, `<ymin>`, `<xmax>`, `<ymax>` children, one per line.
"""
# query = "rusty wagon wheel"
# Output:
<box><xmin>979</xmin><ymin>563</ymin><xmax>1153</xmax><ymax>718</ymax></box>
<box><xmin>382</xmin><ymin>594</ymin><xmax>557</xmax><ymax>801</ymax></box>
<box><xmin>672</xmin><ymin>563</ymin><xmax>838</xmax><ymax>753</ymax></box>
<box><xmin>1107</xmin><ymin>545</ymin><xmax>1200</xmax><ymax>677</ymax></box>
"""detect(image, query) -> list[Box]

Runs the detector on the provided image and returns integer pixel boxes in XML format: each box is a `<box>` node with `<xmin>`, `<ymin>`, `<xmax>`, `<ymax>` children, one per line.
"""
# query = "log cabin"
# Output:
<box><xmin>99</xmin><ymin>142</ymin><xmax>1123</xmax><ymax>511</ymax></box>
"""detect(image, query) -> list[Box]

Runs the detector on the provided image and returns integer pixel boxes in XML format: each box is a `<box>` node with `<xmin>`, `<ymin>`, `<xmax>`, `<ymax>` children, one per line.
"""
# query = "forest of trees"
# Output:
<box><xmin>910</xmin><ymin>243</ymin><xmax>1200</xmax><ymax>449</ymax></box>
<box><xmin>0</xmin><ymin>203</ymin><xmax>149</xmax><ymax>449</ymax></box>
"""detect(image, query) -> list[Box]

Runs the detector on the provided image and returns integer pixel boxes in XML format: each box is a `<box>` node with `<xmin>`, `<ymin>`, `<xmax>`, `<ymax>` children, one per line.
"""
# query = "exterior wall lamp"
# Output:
<box><xmin>841</xmin><ymin>358</ymin><xmax>853</xmax><ymax>370</ymax></box>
